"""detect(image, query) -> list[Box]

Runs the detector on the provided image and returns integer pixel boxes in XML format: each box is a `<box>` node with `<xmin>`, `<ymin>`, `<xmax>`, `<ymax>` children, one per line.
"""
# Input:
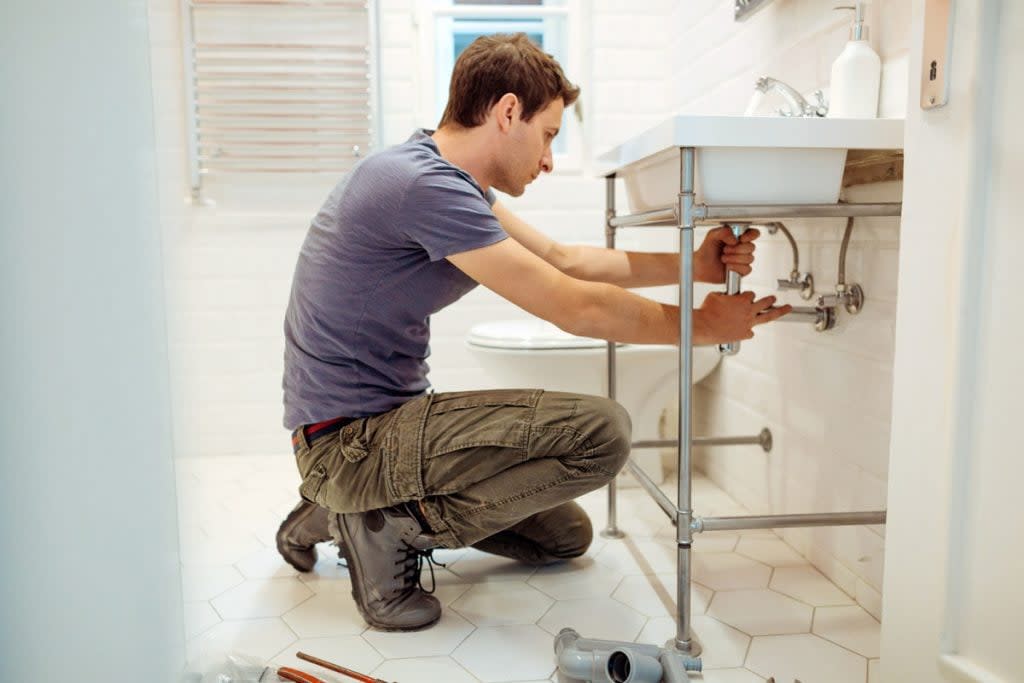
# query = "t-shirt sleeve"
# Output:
<box><xmin>401</xmin><ymin>170</ymin><xmax>507</xmax><ymax>262</ymax></box>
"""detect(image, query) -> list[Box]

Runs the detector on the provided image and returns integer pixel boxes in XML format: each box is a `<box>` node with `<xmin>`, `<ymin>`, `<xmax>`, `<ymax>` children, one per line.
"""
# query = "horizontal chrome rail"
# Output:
<box><xmin>624</xmin><ymin>460</ymin><xmax>677</xmax><ymax>522</ymax></box>
<box><xmin>607</xmin><ymin>207</ymin><xmax>677</xmax><ymax>228</ymax></box>
<box><xmin>694</xmin><ymin>203</ymin><xmax>903</xmax><ymax>221</ymax></box>
<box><xmin>693</xmin><ymin>511</ymin><xmax>887</xmax><ymax>532</ymax></box>
<box><xmin>607</xmin><ymin>202</ymin><xmax>903</xmax><ymax>229</ymax></box>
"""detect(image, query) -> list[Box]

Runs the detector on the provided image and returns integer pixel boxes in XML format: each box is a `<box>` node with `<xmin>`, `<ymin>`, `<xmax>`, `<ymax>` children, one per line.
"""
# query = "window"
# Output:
<box><xmin>416</xmin><ymin>0</ymin><xmax>585</xmax><ymax>170</ymax></box>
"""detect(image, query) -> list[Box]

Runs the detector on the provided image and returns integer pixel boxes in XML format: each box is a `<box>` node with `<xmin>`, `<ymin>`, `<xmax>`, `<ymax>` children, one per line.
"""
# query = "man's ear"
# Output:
<box><xmin>493</xmin><ymin>93</ymin><xmax>519</xmax><ymax>133</ymax></box>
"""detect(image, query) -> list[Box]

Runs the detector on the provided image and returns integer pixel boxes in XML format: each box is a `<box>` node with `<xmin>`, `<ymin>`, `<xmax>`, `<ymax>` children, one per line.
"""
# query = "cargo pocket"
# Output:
<box><xmin>298</xmin><ymin>459</ymin><xmax>329</xmax><ymax>504</ymax></box>
<box><xmin>338</xmin><ymin>420</ymin><xmax>370</xmax><ymax>463</ymax></box>
<box><xmin>423</xmin><ymin>389</ymin><xmax>541</xmax><ymax>460</ymax></box>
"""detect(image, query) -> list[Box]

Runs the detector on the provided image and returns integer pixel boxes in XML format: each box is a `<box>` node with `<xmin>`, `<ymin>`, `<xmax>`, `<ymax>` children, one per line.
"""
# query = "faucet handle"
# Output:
<box><xmin>811</xmin><ymin>90</ymin><xmax>829</xmax><ymax>117</ymax></box>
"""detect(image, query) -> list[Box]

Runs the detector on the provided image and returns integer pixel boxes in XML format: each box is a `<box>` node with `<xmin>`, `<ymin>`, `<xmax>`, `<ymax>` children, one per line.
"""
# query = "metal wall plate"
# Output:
<box><xmin>921</xmin><ymin>0</ymin><xmax>954</xmax><ymax>109</ymax></box>
<box><xmin>734</xmin><ymin>0</ymin><xmax>775</xmax><ymax>21</ymax></box>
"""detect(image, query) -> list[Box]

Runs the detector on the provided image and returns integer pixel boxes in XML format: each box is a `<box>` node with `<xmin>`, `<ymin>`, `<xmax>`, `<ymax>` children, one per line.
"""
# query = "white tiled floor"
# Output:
<box><xmin>177</xmin><ymin>456</ymin><xmax>880</xmax><ymax>682</ymax></box>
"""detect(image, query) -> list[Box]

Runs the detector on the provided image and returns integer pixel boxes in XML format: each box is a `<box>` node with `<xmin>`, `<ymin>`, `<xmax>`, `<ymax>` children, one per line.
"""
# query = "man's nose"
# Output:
<box><xmin>540</xmin><ymin>148</ymin><xmax>553</xmax><ymax>174</ymax></box>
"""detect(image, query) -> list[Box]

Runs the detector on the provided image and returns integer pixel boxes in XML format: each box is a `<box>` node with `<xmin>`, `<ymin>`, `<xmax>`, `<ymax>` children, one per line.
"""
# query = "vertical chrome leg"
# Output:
<box><xmin>602</xmin><ymin>174</ymin><xmax>626</xmax><ymax>539</ymax></box>
<box><xmin>674</xmin><ymin>148</ymin><xmax>700</xmax><ymax>655</ymax></box>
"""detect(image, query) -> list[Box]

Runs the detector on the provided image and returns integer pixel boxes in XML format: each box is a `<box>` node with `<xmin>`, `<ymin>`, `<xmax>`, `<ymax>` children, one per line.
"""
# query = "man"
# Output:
<box><xmin>275</xmin><ymin>33</ymin><xmax>790</xmax><ymax>632</ymax></box>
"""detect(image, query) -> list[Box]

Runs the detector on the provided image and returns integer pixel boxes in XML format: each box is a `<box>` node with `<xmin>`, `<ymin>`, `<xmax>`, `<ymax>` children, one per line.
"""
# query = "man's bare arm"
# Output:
<box><xmin>491</xmin><ymin>200</ymin><xmax>756</xmax><ymax>287</ymax></box>
<box><xmin>446</xmin><ymin>238</ymin><xmax>789</xmax><ymax>346</ymax></box>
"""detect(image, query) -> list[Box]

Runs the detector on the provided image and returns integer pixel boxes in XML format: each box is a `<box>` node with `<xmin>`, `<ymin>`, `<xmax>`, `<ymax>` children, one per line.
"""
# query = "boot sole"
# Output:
<box><xmin>276</xmin><ymin>502</ymin><xmax>321</xmax><ymax>573</ymax></box>
<box><xmin>337</xmin><ymin>514</ymin><xmax>441</xmax><ymax>632</ymax></box>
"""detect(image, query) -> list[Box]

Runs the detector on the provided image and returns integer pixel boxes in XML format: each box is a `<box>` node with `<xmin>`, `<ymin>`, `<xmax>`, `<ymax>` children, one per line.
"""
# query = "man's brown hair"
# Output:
<box><xmin>438</xmin><ymin>33</ymin><xmax>580</xmax><ymax>128</ymax></box>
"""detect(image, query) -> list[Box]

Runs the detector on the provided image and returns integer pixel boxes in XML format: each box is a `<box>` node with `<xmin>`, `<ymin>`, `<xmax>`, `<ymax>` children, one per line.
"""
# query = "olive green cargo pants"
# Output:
<box><xmin>293</xmin><ymin>389</ymin><xmax>631</xmax><ymax>559</ymax></box>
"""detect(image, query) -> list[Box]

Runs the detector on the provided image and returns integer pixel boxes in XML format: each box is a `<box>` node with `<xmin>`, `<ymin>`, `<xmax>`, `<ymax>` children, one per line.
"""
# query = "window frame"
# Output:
<box><xmin>414</xmin><ymin>0</ymin><xmax>586</xmax><ymax>173</ymax></box>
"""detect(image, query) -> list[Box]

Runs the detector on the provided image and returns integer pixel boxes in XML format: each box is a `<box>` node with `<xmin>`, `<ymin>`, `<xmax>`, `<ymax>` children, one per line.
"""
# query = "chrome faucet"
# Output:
<box><xmin>754</xmin><ymin>76</ymin><xmax>829</xmax><ymax>117</ymax></box>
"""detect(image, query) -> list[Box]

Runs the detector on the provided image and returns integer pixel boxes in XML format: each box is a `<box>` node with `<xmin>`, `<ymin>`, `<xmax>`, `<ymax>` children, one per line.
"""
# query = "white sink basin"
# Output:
<box><xmin>598</xmin><ymin>115</ymin><xmax>904</xmax><ymax>211</ymax></box>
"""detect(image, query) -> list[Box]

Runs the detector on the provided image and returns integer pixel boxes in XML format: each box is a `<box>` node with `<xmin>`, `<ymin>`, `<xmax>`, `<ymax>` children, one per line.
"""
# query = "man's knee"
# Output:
<box><xmin>576</xmin><ymin>395</ymin><xmax>632</xmax><ymax>476</ymax></box>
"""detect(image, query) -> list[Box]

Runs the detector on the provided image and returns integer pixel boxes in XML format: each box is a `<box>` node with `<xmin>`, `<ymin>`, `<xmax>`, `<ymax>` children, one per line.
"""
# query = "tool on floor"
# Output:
<box><xmin>277</xmin><ymin>667</ymin><xmax>326</xmax><ymax>683</ymax></box>
<box><xmin>296</xmin><ymin>652</ymin><xmax>394</xmax><ymax>683</ymax></box>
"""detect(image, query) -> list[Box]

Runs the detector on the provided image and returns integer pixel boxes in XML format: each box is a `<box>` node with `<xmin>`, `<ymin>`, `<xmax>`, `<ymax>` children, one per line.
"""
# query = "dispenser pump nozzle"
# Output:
<box><xmin>834</xmin><ymin>2</ymin><xmax>869</xmax><ymax>41</ymax></box>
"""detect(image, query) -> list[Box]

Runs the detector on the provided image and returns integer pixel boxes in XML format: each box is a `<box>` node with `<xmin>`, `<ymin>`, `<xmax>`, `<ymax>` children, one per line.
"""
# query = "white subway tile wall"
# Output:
<box><xmin>152</xmin><ymin>0</ymin><xmax>908</xmax><ymax>618</ymax></box>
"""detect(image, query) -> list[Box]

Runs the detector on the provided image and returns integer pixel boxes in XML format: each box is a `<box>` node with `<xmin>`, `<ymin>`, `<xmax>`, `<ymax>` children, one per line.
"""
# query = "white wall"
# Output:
<box><xmin>882</xmin><ymin>1</ymin><xmax>1024</xmax><ymax>680</ymax></box>
<box><xmin>663</xmin><ymin>0</ymin><xmax>911</xmax><ymax>619</ymax></box>
<box><xmin>152</xmin><ymin>0</ymin><xmax>676</xmax><ymax>457</ymax></box>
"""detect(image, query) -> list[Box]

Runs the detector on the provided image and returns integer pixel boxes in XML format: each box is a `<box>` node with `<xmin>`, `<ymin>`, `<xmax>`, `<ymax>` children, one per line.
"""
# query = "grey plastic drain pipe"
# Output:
<box><xmin>554</xmin><ymin>628</ymin><xmax>701</xmax><ymax>683</ymax></box>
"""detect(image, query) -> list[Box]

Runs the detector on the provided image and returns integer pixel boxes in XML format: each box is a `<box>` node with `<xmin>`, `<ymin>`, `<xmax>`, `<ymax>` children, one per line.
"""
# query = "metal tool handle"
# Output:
<box><xmin>718</xmin><ymin>223</ymin><xmax>749</xmax><ymax>356</ymax></box>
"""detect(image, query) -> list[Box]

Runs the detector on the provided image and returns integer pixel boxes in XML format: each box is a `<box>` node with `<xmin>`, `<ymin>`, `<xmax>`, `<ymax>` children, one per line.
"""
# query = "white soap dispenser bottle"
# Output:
<box><xmin>828</xmin><ymin>2</ymin><xmax>881</xmax><ymax>118</ymax></box>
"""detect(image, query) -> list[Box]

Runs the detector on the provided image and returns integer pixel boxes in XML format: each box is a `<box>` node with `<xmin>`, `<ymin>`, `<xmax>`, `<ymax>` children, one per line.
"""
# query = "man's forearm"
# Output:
<box><xmin>562</xmin><ymin>281</ymin><xmax>715</xmax><ymax>346</ymax></box>
<box><xmin>561</xmin><ymin>245</ymin><xmax>684</xmax><ymax>288</ymax></box>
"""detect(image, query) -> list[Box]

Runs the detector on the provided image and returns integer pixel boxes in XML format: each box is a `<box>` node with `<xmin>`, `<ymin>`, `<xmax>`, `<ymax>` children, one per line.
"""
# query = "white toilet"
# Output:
<box><xmin>466</xmin><ymin>319</ymin><xmax>720</xmax><ymax>485</ymax></box>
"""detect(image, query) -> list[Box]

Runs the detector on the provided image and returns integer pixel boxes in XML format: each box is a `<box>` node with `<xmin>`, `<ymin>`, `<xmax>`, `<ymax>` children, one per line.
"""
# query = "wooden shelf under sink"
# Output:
<box><xmin>843</xmin><ymin>149</ymin><xmax>904</xmax><ymax>187</ymax></box>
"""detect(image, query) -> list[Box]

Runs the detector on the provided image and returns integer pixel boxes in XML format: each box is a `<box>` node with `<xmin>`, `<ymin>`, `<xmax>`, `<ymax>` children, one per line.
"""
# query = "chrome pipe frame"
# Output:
<box><xmin>675</xmin><ymin>148</ymin><xmax>698</xmax><ymax>654</ymax></box>
<box><xmin>595</xmin><ymin>149</ymin><xmax>901</xmax><ymax>665</ymax></box>
<box><xmin>601</xmin><ymin>176</ymin><xmax>625</xmax><ymax>541</ymax></box>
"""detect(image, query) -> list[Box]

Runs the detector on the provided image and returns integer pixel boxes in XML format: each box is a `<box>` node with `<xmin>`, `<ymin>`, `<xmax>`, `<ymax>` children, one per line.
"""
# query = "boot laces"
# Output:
<box><xmin>394</xmin><ymin>543</ymin><xmax>445</xmax><ymax>595</ymax></box>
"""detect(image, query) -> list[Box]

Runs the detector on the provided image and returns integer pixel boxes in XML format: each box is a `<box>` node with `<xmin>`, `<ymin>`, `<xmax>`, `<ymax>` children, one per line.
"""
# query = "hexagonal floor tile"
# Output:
<box><xmin>694</xmin><ymin>668</ymin><xmax>767</xmax><ymax>683</ymax></box>
<box><xmin>611</xmin><ymin>573</ymin><xmax>711</xmax><ymax>617</ymax></box>
<box><xmin>212</xmin><ymin>578</ymin><xmax>313</xmax><ymax>619</ymax></box>
<box><xmin>537</xmin><ymin>598</ymin><xmax>647</xmax><ymax>643</ymax></box>
<box><xmin>451</xmin><ymin>581</ymin><xmax>553</xmax><ymax>627</ymax></box>
<box><xmin>184</xmin><ymin>601</ymin><xmax>221</xmax><ymax>640</ymax></box>
<box><xmin>282</xmin><ymin>590</ymin><xmax>367</xmax><ymax>638</ymax></box>
<box><xmin>372</xmin><ymin>656</ymin><xmax>477</xmax><ymax>683</ymax></box>
<box><xmin>635</xmin><ymin>615</ymin><xmax>750</xmax><ymax>669</ymax></box>
<box><xmin>181</xmin><ymin>564</ymin><xmax>245</xmax><ymax>601</ymax></box>
<box><xmin>747</xmin><ymin>633</ymin><xmax>867</xmax><ymax>683</ymax></box>
<box><xmin>692</xmin><ymin>553</ymin><xmax>771</xmax><ymax>591</ymax></box>
<box><xmin>235</xmin><ymin>545</ymin><xmax>300</xmax><ymax>580</ymax></box>
<box><xmin>528</xmin><ymin>557</ymin><xmax>625</xmax><ymax>600</ymax></box>
<box><xmin>296</xmin><ymin>554</ymin><xmax>351</xmax><ymax>594</ymax></box>
<box><xmin>770</xmin><ymin>566</ymin><xmax>855</xmax><ymax>606</ymax></box>
<box><xmin>187</xmin><ymin>617</ymin><xmax>297</xmax><ymax>665</ymax></box>
<box><xmin>735</xmin><ymin>536</ymin><xmax>808</xmax><ymax>567</ymax></box>
<box><xmin>446</xmin><ymin>548</ymin><xmax>538</xmax><ymax>582</ymax></box>
<box><xmin>594</xmin><ymin>537</ymin><xmax>676</xmax><ymax>575</ymax></box>
<box><xmin>453</xmin><ymin>625</ymin><xmax>556</xmax><ymax>682</ymax></box>
<box><xmin>707</xmin><ymin>589</ymin><xmax>812</xmax><ymax>636</ymax></box>
<box><xmin>179</xmin><ymin>533</ymin><xmax>265</xmax><ymax>567</ymax></box>
<box><xmin>813</xmin><ymin>605</ymin><xmax>881</xmax><ymax>658</ymax></box>
<box><xmin>692</xmin><ymin>532</ymin><xmax>741</xmax><ymax>554</ymax></box>
<box><xmin>271</xmin><ymin>635</ymin><xmax>382</xmax><ymax>675</ymax></box>
<box><xmin>361</xmin><ymin>608</ymin><xmax>475</xmax><ymax>658</ymax></box>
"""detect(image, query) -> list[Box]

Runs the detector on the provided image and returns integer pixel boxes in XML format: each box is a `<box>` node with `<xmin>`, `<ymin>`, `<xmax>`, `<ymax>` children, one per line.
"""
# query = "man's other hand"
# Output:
<box><xmin>694</xmin><ymin>225</ymin><xmax>759</xmax><ymax>284</ymax></box>
<box><xmin>694</xmin><ymin>291</ymin><xmax>792</xmax><ymax>345</ymax></box>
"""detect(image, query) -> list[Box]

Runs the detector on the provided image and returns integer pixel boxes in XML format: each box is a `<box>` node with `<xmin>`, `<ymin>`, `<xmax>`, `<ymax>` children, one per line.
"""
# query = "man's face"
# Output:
<box><xmin>495</xmin><ymin>98</ymin><xmax>563</xmax><ymax>197</ymax></box>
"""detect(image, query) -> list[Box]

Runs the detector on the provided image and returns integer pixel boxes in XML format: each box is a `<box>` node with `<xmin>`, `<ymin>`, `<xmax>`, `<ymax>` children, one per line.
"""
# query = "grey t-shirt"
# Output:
<box><xmin>282</xmin><ymin>130</ymin><xmax>506</xmax><ymax>429</ymax></box>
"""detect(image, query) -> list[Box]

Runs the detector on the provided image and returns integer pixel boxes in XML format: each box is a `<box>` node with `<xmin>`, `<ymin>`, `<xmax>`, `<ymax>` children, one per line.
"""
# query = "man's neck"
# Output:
<box><xmin>430</xmin><ymin>126</ymin><xmax>494</xmax><ymax>191</ymax></box>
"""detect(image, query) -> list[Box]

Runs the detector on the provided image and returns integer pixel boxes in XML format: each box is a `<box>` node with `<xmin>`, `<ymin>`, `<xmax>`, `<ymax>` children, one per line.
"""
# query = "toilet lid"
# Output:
<box><xmin>467</xmin><ymin>320</ymin><xmax>613</xmax><ymax>350</ymax></box>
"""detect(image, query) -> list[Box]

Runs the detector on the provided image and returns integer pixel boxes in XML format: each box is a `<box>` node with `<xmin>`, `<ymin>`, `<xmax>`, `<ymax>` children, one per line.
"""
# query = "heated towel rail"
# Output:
<box><xmin>181</xmin><ymin>0</ymin><xmax>380</xmax><ymax>199</ymax></box>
